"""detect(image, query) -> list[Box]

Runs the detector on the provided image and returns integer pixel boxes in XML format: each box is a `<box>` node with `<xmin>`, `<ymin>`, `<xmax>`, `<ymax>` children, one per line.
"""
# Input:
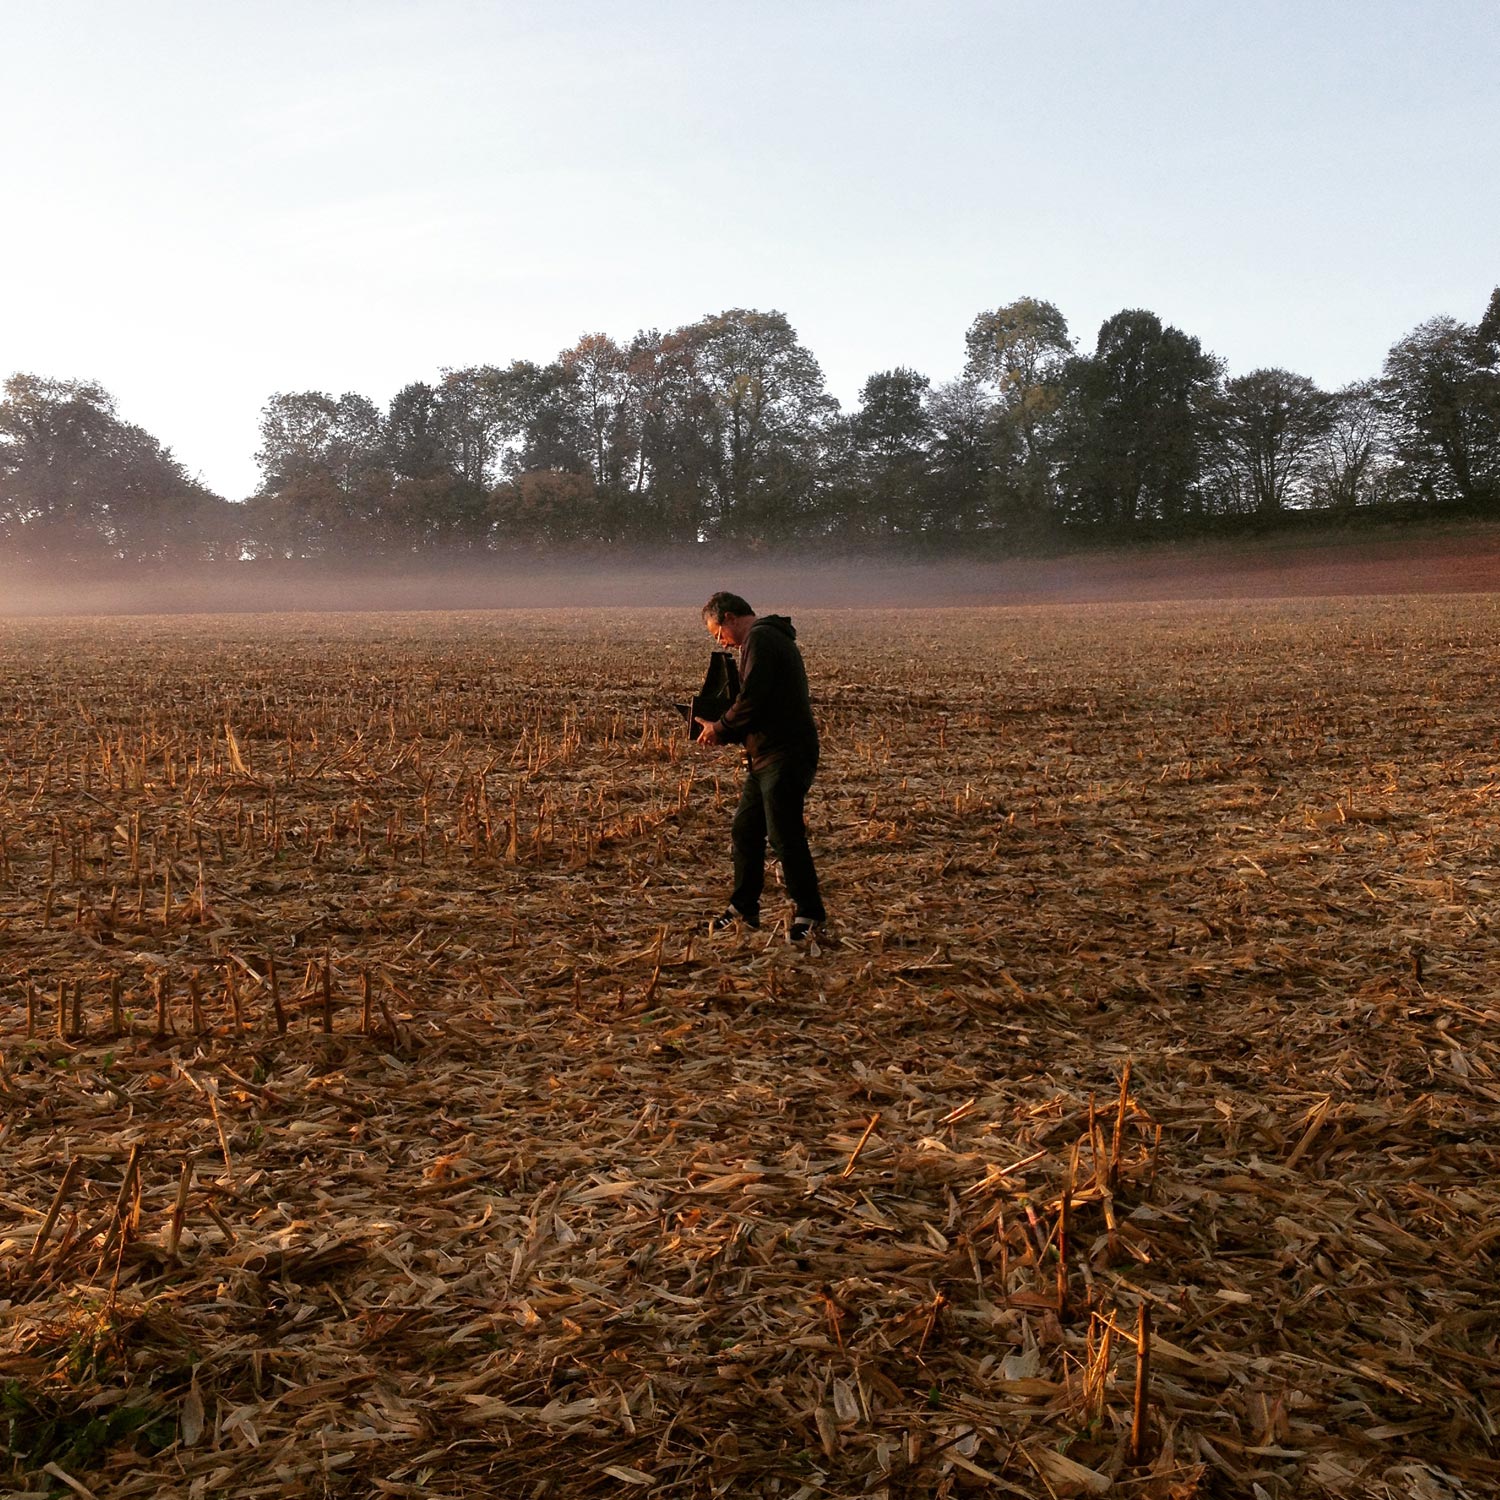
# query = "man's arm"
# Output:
<box><xmin>714</xmin><ymin>632</ymin><xmax>777</xmax><ymax>743</ymax></box>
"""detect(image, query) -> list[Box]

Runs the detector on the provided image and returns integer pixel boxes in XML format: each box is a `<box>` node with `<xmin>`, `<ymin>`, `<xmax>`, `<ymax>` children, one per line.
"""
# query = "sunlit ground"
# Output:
<box><xmin>2</xmin><ymin>600</ymin><xmax>1498</xmax><ymax>1498</ymax></box>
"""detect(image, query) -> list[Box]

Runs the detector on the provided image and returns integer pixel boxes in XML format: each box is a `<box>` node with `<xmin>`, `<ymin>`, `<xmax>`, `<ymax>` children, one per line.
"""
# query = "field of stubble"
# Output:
<box><xmin>2</xmin><ymin>601</ymin><xmax>1499</xmax><ymax>1500</ymax></box>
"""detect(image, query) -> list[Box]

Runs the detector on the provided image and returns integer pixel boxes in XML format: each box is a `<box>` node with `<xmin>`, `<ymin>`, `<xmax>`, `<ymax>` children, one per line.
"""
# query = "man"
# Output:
<box><xmin>695</xmin><ymin>591</ymin><xmax>827</xmax><ymax>942</ymax></box>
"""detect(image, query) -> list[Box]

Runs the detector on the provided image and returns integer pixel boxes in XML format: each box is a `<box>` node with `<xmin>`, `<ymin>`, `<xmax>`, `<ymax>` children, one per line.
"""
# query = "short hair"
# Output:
<box><xmin>702</xmin><ymin>591</ymin><xmax>753</xmax><ymax>625</ymax></box>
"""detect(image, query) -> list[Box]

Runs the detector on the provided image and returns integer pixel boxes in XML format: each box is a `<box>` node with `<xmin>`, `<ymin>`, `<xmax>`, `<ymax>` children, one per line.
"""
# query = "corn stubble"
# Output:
<box><xmin>1</xmin><ymin>601</ymin><xmax>1498</xmax><ymax>1498</ymax></box>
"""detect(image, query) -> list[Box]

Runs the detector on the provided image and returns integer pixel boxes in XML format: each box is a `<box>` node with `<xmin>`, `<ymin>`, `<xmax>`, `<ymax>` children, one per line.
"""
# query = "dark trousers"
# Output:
<box><xmin>730</xmin><ymin>755</ymin><xmax>825</xmax><ymax>923</ymax></box>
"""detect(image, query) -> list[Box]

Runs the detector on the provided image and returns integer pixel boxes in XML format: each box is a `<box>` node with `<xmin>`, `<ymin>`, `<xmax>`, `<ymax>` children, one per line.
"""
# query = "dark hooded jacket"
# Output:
<box><xmin>714</xmin><ymin>615</ymin><xmax>819</xmax><ymax>772</ymax></box>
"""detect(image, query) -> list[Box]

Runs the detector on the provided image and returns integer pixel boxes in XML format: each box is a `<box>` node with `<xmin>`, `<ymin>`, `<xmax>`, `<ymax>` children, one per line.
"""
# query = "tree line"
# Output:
<box><xmin>4</xmin><ymin>290</ymin><xmax>1498</xmax><ymax>564</ymax></box>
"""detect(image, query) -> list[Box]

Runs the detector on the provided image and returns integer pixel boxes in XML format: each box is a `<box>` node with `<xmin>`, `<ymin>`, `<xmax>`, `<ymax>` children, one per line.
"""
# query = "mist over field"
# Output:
<box><xmin>6</xmin><ymin>526</ymin><xmax>1500</xmax><ymax>619</ymax></box>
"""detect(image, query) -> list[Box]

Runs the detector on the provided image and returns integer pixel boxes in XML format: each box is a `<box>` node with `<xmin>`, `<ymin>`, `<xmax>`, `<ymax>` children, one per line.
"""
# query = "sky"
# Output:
<box><xmin>4</xmin><ymin>0</ymin><xmax>1497</xmax><ymax>501</ymax></box>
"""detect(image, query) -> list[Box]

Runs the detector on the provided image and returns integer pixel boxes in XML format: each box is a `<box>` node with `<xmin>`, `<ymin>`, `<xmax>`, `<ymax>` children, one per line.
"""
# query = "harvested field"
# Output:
<box><xmin>2</xmin><ymin>598</ymin><xmax>1499</xmax><ymax>1499</ymax></box>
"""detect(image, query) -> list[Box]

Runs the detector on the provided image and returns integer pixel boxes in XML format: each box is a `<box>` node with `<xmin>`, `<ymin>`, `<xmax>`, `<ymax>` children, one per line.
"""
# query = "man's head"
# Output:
<box><xmin>702</xmin><ymin>591</ymin><xmax>755</xmax><ymax>649</ymax></box>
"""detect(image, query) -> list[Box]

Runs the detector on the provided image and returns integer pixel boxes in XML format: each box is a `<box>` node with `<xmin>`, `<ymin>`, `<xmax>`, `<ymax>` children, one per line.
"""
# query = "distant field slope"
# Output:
<box><xmin>5</xmin><ymin>521</ymin><xmax>1500</xmax><ymax>614</ymax></box>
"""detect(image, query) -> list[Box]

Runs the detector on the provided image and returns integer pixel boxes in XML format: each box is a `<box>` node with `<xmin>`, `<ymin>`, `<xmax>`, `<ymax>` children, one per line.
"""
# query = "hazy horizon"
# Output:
<box><xmin>6</xmin><ymin>523</ymin><xmax>1500</xmax><ymax>619</ymax></box>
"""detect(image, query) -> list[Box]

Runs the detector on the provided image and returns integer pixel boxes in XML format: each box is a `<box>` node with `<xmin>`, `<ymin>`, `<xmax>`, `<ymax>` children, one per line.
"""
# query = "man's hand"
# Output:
<box><xmin>695</xmin><ymin>717</ymin><xmax>722</xmax><ymax>746</ymax></box>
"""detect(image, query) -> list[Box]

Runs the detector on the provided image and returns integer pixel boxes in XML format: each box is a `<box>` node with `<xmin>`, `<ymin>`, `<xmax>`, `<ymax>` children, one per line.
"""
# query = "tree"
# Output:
<box><xmin>555</xmin><ymin>333</ymin><xmax>656</xmax><ymax>541</ymax></box>
<box><xmin>1478</xmin><ymin>286</ymin><xmax>1500</xmax><ymax>349</ymax></box>
<box><xmin>436</xmin><ymin>366</ymin><xmax>524</xmax><ymax>490</ymax></box>
<box><xmin>678</xmin><ymin>309</ymin><xmax>834</xmax><ymax>540</ymax></box>
<box><xmin>963</xmin><ymin>297</ymin><xmax>1073</xmax><ymax>538</ymax></box>
<box><xmin>386</xmin><ymin>382</ymin><xmax>448</xmax><ymax>482</ymax></box>
<box><xmin>482</xmin><ymin>359</ymin><xmax>583</xmax><ymax>481</ymax></box>
<box><xmin>1056</xmin><ymin>310</ymin><xmax>1221</xmax><ymax>530</ymax></box>
<box><xmin>924</xmin><ymin>378</ymin><xmax>992</xmax><ymax>542</ymax></box>
<box><xmin>0</xmin><ymin>374</ymin><xmax>225</xmax><ymax>562</ymax></box>
<box><xmin>250</xmin><ymin>391</ymin><xmax>390</xmax><ymax>557</ymax></box>
<box><xmin>1211</xmin><ymin>368</ymin><xmax>1333</xmax><ymax>518</ymax></box>
<box><xmin>559</xmin><ymin>335</ymin><xmax>631</xmax><ymax>489</ymax></box>
<box><xmin>848</xmin><ymin>368</ymin><xmax>933</xmax><ymax>540</ymax></box>
<box><xmin>371</xmin><ymin>379</ymin><xmax>502</xmax><ymax>552</ymax></box>
<box><xmin>1382</xmin><ymin>306</ymin><xmax>1500</xmax><ymax>509</ymax></box>
<box><xmin>622</xmin><ymin>327</ymin><xmax>718</xmax><ymax>544</ymax></box>
<box><xmin>963</xmin><ymin>297</ymin><xmax>1071</xmax><ymax>447</ymax></box>
<box><xmin>491</xmin><ymin>469</ymin><xmax>599</xmax><ymax>549</ymax></box>
<box><xmin>1306</xmin><ymin>381</ymin><xmax>1393</xmax><ymax>511</ymax></box>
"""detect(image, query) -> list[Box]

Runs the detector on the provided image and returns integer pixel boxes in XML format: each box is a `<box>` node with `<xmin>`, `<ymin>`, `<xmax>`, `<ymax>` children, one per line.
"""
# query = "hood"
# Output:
<box><xmin>753</xmin><ymin>614</ymin><xmax>796</xmax><ymax>642</ymax></box>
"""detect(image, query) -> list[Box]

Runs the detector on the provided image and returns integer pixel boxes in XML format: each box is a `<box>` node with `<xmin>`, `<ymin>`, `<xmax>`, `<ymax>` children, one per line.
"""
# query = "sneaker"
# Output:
<box><xmin>709</xmin><ymin>906</ymin><xmax>759</xmax><ymax>934</ymax></box>
<box><xmin>789</xmin><ymin>917</ymin><xmax>823</xmax><ymax>944</ymax></box>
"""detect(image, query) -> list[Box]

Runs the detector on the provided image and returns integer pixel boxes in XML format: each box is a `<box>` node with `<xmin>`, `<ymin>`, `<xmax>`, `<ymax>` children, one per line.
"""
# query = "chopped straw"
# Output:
<box><xmin>2</xmin><ymin>601</ymin><xmax>1499</xmax><ymax>1498</ymax></box>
